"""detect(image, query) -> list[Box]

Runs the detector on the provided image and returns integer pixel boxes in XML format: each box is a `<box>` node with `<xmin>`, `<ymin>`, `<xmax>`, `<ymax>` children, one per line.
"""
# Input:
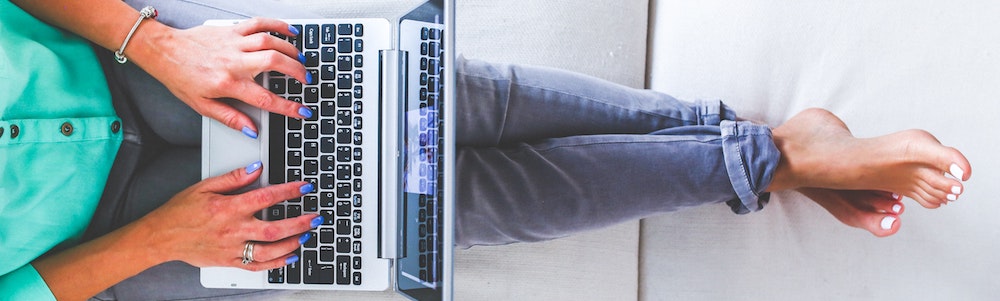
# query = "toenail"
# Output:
<box><xmin>881</xmin><ymin>216</ymin><xmax>897</xmax><ymax>230</ymax></box>
<box><xmin>951</xmin><ymin>186</ymin><xmax>962</xmax><ymax>195</ymax></box>
<box><xmin>892</xmin><ymin>204</ymin><xmax>902</xmax><ymax>213</ymax></box>
<box><xmin>947</xmin><ymin>194</ymin><xmax>958</xmax><ymax>201</ymax></box>
<box><xmin>949</xmin><ymin>164</ymin><xmax>965</xmax><ymax>181</ymax></box>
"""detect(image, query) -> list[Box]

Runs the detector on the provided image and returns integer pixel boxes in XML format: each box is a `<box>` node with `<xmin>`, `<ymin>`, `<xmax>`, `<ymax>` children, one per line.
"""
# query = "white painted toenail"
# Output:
<box><xmin>947</xmin><ymin>194</ymin><xmax>958</xmax><ymax>201</ymax></box>
<box><xmin>892</xmin><ymin>204</ymin><xmax>902</xmax><ymax>213</ymax></box>
<box><xmin>952</xmin><ymin>186</ymin><xmax>962</xmax><ymax>195</ymax></box>
<box><xmin>949</xmin><ymin>164</ymin><xmax>965</xmax><ymax>181</ymax></box>
<box><xmin>881</xmin><ymin>216</ymin><xmax>897</xmax><ymax>230</ymax></box>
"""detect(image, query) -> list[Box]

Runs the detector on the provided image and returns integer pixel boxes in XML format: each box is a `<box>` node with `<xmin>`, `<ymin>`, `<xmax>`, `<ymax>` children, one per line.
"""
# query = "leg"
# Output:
<box><xmin>455</xmin><ymin>121</ymin><xmax>778</xmax><ymax>247</ymax></box>
<box><xmin>456</xmin><ymin>57</ymin><xmax>737</xmax><ymax>147</ymax></box>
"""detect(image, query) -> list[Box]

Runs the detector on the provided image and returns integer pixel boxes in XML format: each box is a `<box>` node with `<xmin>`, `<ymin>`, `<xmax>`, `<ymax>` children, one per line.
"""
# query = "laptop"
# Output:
<box><xmin>199</xmin><ymin>1</ymin><xmax>455</xmax><ymax>300</ymax></box>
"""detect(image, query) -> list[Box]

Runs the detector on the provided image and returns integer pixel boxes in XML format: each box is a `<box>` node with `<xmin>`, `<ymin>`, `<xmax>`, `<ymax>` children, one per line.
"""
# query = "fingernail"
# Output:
<box><xmin>299</xmin><ymin>182</ymin><xmax>314</xmax><ymax>194</ymax></box>
<box><xmin>298</xmin><ymin>232</ymin><xmax>311</xmax><ymax>244</ymax></box>
<box><xmin>285</xmin><ymin>255</ymin><xmax>300</xmax><ymax>265</ymax></box>
<box><xmin>288</xmin><ymin>25</ymin><xmax>300</xmax><ymax>36</ymax></box>
<box><xmin>241</xmin><ymin>126</ymin><xmax>258</xmax><ymax>139</ymax></box>
<box><xmin>891</xmin><ymin>193</ymin><xmax>900</xmax><ymax>200</ymax></box>
<box><xmin>949</xmin><ymin>163</ymin><xmax>965</xmax><ymax>181</ymax></box>
<box><xmin>947</xmin><ymin>194</ymin><xmax>958</xmax><ymax>201</ymax></box>
<box><xmin>298</xmin><ymin>106</ymin><xmax>313</xmax><ymax>119</ymax></box>
<box><xmin>880</xmin><ymin>216</ymin><xmax>897</xmax><ymax>230</ymax></box>
<box><xmin>245</xmin><ymin>161</ymin><xmax>262</xmax><ymax>174</ymax></box>
<box><xmin>951</xmin><ymin>186</ymin><xmax>962</xmax><ymax>195</ymax></box>
<box><xmin>892</xmin><ymin>204</ymin><xmax>902</xmax><ymax>213</ymax></box>
<box><xmin>305</xmin><ymin>71</ymin><xmax>313</xmax><ymax>84</ymax></box>
<box><xmin>310</xmin><ymin>216</ymin><xmax>324</xmax><ymax>228</ymax></box>
<box><xmin>298</xmin><ymin>53</ymin><xmax>306</xmax><ymax>65</ymax></box>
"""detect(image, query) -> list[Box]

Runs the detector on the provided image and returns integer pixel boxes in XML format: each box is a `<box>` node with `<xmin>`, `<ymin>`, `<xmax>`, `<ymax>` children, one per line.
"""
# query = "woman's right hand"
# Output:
<box><xmin>139</xmin><ymin>162</ymin><xmax>320</xmax><ymax>271</ymax></box>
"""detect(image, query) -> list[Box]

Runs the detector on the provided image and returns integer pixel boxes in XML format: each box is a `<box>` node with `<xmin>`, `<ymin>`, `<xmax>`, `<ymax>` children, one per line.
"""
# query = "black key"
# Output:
<box><xmin>352</xmin><ymin>240</ymin><xmax>362</xmax><ymax>254</ymax></box>
<box><xmin>354</xmin><ymin>39</ymin><xmax>363</xmax><ymax>52</ymax></box>
<box><xmin>288</xmin><ymin>132</ymin><xmax>302</xmax><ymax>149</ymax></box>
<box><xmin>287</xmin><ymin>169</ymin><xmax>302</xmax><ymax>182</ymax></box>
<box><xmin>429</xmin><ymin>42</ymin><xmax>440</xmax><ymax>58</ymax></box>
<box><xmin>268</xmin><ymin>267</ymin><xmax>284</xmax><ymax>283</ymax></box>
<box><xmin>336</xmin><ymin>219</ymin><xmax>351</xmax><ymax>235</ymax></box>
<box><xmin>353</xmin><ymin>85</ymin><xmax>363</xmax><ymax>99</ymax></box>
<box><xmin>287</xmin><ymin>249</ymin><xmax>302</xmax><ymax>284</ymax></box>
<box><xmin>321</xmin><ymin>119</ymin><xmax>336</xmax><ymax>135</ymax></box>
<box><xmin>354</xmin><ymin>24</ymin><xmax>364</xmax><ymax>37</ymax></box>
<box><xmin>337</xmin><ymin>164</ymin><xmax>351</xmax><ymax>180</ymax></box>
<box><xmin>306</xmin><ymin>105</ymin><xmax>319</xmax><ymax>121</ymax></box>
<box><xmin>304</xmin><ymin>87</ymin><xmax>319</xmax><ymax>103</ymax></box>
<box><xmin>420</xmin><ymin>42</ymin><xmax>428</xmax><ymax>55</ymax></box>
<box><xmin>336</xmin><ymin>182</ymin><xmax>351</xmax><ymax>198</ymax></box>
<box><xmin>420</xmin><ymin>73</ymin><xmax>428</xmax><ymax>86</ymax></box>
<box><xmin>305</xmin><ymin>51</ymin><xmax>320</xmax><ymax>67</ymax></box>
<box><xmin>321</xmin><ymin>65</ymin><xmax>337</xmax><ymax>80</ymax></box>
<box><xmin>321</xmin><ymin>192</ymin><xmax>335</xmax><ymax>208</ymax></box>
<box><xmin>308</xmin><ymin>69</ymin><xmax>319</xmax><ymax>86</ymax></box>
<box><xmin>352</xmin><ymin>225</ymin><xmax>362</xmax><ymax>239</ymax></box>
<box><xmin>338</xmin><ymin>56</ymin><xmax>353</xmax><ymax>71</ymax></box>
<box><xmin>322</xmin><ymin>46</ymin><xmax>337</xmax><ymax>62</ymax></box>
<box><xmin>304</xmin><ymin>141</ymin><xmax>319</xmax><ymax>157</ymax></box>
<box><xmin>353</xmin><ymin>163</ymin><xmax>363</xmax><ymax>177</ymax></box>
<box><xmin>288</xmin><ymin>150</ymin><xmax>302</xmax><ymax>167</ymax></box>
<box><xmin>338</xmin><ymin>24</ymin><xmax>352</xmax><ymax>35</ymax></box>
<box><xmin>320</xmin><ymin>210</ymin><xmax>335</xmax><ymax>226</ymax></box>
<box><xmin>336</xmin><ymin>255</ymin><xmax>351</xmax><ymax>285</ymax></box>
<box><xmin>321</xmin><ymin>155</ymin><xmax>336</xmax><ymax>171</ymax></box>
<box><xmin>353</xmin><ymin>272</ymin><xmax>362</xmax><ymax>285</ymax></box>
<box><xmin>420</xmin><ymin>58</ymin><xmax>428</xmax><ymax>70</ymax></box>
<box><xmin>336</xmin><ymin>237</ymin><xmax>351</xmax><ymax>253</ymax></box>
<box><xmin>304</xmin><ymin>160</ymin><xmax>318</xmax><ymax>176</ymax></box>
<box><xmin>321</xmin><ymin>24</ymin><xmax>336</xmax><ymax>44</ymax></box>
<box><xmin>288</xmin><ymin>117</ymin><xmax>302</xmax><ymax>131</ymax></box>
<box><xmin>305</xmin><ymin>123</ymin><xmax>318</xmax><ymax>139</ymax></box>
<box><xmin>268</xmin><ymin>78</ymin><xmax>285</xmax><ymax>94</ymax></box>
<box><xmin>288</xmin><ymin>205</ymin><xmax>302</xmax><ymax>218</ymax></box>
<box><xmin>321</xmin><ymin>82</ymin><xmax>336</xmax><ymax>99</ymax></box>
<box><xmin>353</xmin><ymin>256</ymin><xmax>362</xmax><ymax>270</ymax></box>
<box><xmin>352</xmin><ymin>194</ymin><xmax>362</xmax><ymax>207</ymax></box>
<box><xmin>353</xmin><ymin>131</ymin><xmax>362</xmax><ymax>145</ymax></box>
<box><xmin>321</xmin><ymin>101</ymin><xmax>336</xmax><ymax>117</ymax></box>
<box><xmin>354</xmin><ymin>70</ymin><xmax>363</xmax><ymax>83</ymax></box>
<box><xmin>352</xmin><ymin>209</ymin><xmax>362</xmax><ymax>223</ymax></box>
<box><xmin>303</xmin><ymin>251</ymin><xmax>334</xmax><ymax>284</ymax></box>
<box><xmin>321</xmin><ymin>174</ymin><xmax>336</xmax><ymax>189</ymax></box>
<box><xmin>290</xmin><ymin>25</ymin><xmax>303</xmax><ymax>51</ymax></box>
<box><xmin>336</xmin><ymin>128</ymin><xmax>351</xmax><ymax>144</ymax></box>
<box><xmin>353</xmin><ymin>101</ymin><xmax>363</xmax><ymax>114</ymax></box>
<box><xmin>304</xmin><ymin>195</ymin><xmax>319</xmax><ymax>212</ymax></box>
<box><xmin>337</xmin><ymin>38</ymin><xmax>352</xmax><ymax>53</ymax></box>
<box><xmin>288</xmin><ymin>78</ymin><xmax>303</xmax><ymax>94</ymax></box>
<box><xmin>353</xmin><ymin>178</ymin><xmax>362</xmax><ymax>193</ymax></box>
<box><xmin>428</xmin><ymin>76</ymin><xmax>439</xmax><ymax>92</ymax></box>
<box><xmin>337</xmin><ymin>201</ymin><xmax>351</xmax><ymax>216</ymax></box>
<box><xmin>304</xmin><ymin>230</ymin><xmax>317</xmax><ymax>248</ymax></box>
<box><xmin>266</xmin><ymin>205</ymin><xmax>284</xmax><ymax>221</ymax></box>
<box><xmin>338</xmin><ymin>92</ymin><xmax>352</xmax><ymax>108</ymax></box>
<box><xmin>337</xmin><ymin>74</ymin><xmax>352</xmax><ymax>88</ymax></box>
<box><xmin>354</xmin><ymin>54</ymin><xmax>363</xmax><ymax>68</ymax></box>
<box><xmin>421</xmin><ymin>27</ymin><xmax>429</xmax><ymax>40</ymax></box>
<box><xmin>320</xmin><ymin>228</ymin><xmax>335</xmax><ymax>243</ymax></box>
<box><xmin>320</xmin><ymin>246</ymin><xmax>335</xmax><ymax>262</ymax></box>
<box><xmin>337</xmin><ymin>110</ymin><xmax>351</xmax><ymax>126</ymax></box>
<box><xmin>337</xmin><ymin>147</ymin><xmax>351</xmax><ymax>162</ymax></box>
<box><xmin>429</xmin><ymin>28</ymin><xmax>440</xmax><ymax>40</ymax></box>
<box><xmin>353</xmin><ymin>117</ymin><xmax>363</xmax><ymax>130</ymax></box>
<box><xmin>268</xmin><ymin>113</ymin><xmax>285</xmax><ymax>184</ymax></box>
<box><xmin>321</xmin><ymin>137</ymin><xmax>335</xmax><ymax>153</ymax></box>
<box><xmin>304</xmin><ymin>25</ymin><xmax>319</xmax><ymax>49</ymax></box>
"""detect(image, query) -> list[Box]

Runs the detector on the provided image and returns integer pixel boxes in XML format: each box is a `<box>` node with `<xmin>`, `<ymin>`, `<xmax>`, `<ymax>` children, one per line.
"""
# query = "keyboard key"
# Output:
<box><xmin>337</xmin><ymin>164</ymin><xmax>351</xmax><ymax>180</ymax></box>
<box><xmin>352</xmin><ymin>225</ymin><xmax>362</xmax><ymax>239</ymax></box>
<box><xmin>336</xmin><ymin>182</ymin><xmax>351</xmax><ymax>198</ymax></box>
<box><xmin>354</xmin><ymin>24</ymin><xmax>363</xmax><ymax>37</ymax></box>
<box><xmin>305</xmin><ymin>123</ymin><xmax>318</xmax><ymax>139</ymax></box>
<box><xmin>338</xmin><ymin>24</ymin><xmax>352</xmax><ymax>35</ymax></box>
<box><xmin>321</xmin><ymin>246</ymin><xmax>335</xmax><ymax>262</ymax></box>
<box><xmin>337</xmin><ymin>110</ymin><xmax>351</xmax><ymax>126</ymax></box>
<box><xmin>268</xmin><ymin>267</ymin><xmax>284</xmax><ymax>283</ymax></box>
<box><xmin>336</xmin><ymin>237</ymin><xmax>351</xmax><ymax>253</ymax></box>
<box><xmin>354</xmin><ymin>70</ymin><xmax>363</xmax><ymax>83</ymax></box>
<box><xmin>321</xmin><ymin>155</ymin><xmax>336</xmax><ymax>171</ymax></box>
<box><xmin>321</xmin><ymin>83</ymin><xmax>336</xmax><ymax>98</ymax></box>
<box><xmin>321</xmin><ymin>137</ymin><xmax>335</xmax><ymax>153</ymax></box>
<box><xmin>336</xmin><ymin>219</ymin><xmax>351</xmax><ymax>235</ymax></box>
<box><xmin>337</xmin><ymin>201</ymin><xmax>351</xmax><ymax>216</ymax></box>
<box><xmin>354</xmin><ymin>39</ymin><xmax>363</xmax><ymax>52</ymax></box>
<box><xmin>288</xmin><ymin>205</ymin><xmax>302</xmax><ymax>218</ymax></box>
<box><xmin>287</xmin><ymin>169</ymin><xmax>302</xmax><ymax>182</ymax></box>
<box><xmin>337</xmin><ymin>38</ymin><xmax>352</xmax><ymax>53</ymax></box>
<box><xmin>321</xmin><ymin>47</ymin><xmax>337</xmax><ymax>62</ymax></box>
<box><xmin>304</xmin><ymin>141</ymin><xmax>318</xmax><ymax>157</ymax></box>
<box><xmin>268</xmin><ymin>78</ymin><xmax>285</xmax><ymax>94</ymax></box>
<box><xmin>337</xmin><ymin>147</ymin><xmax>351</xmax><ymax>162</ymax></box>
<box><xmin>288</xmin><ymin>150</ymin><xmax>302</xmax><ymax>166</ymax></box>
<box><xmin>267</xmin><ymin>205</ymin><xmax>284</xmax><ymax>221</ymax></box>
<box><xmin>305</xmin><ymin>51</ymin><xmax>320</xmax><ymax>67</ymax></box>
<box><xmin>320</xmin><ymin>228</ymin><xmax>335</xmax><ymax>243</ymax></box>
<box><xmin>338</xmin><ymin>56</ymin><xmax>353</xmax><ymax>71</ymax></box>
<box><xmin>352</xmin><ymin>240</ymin><xmax>362</xmax><ymax>254</ymax></box>
<box><xmin>321</xmin><ymin>192</ymin><xmax>335</xmax><ymax>208</ymax></box>
<box><xmin>338</xmin><ymin>92</ymin><xmax>352</xmax><ymax>108</ymax></box>
<box><xmin>354</xmin><ymin>54</ymin><xmax>363</xmax><ymax>68</ymax></box>
<box><xmin>288</xmin><ymin>78</ymin><xmax>303</xmax><ymax>94</ymax></box>
<box><xmin>287</xmin><ymin>250</ymin><xmax>302</xmax><ymax>284</ymax></box>
<box><xmin>353</xmin><ymin>85</ymin><xmax>363</xmax><ymax>99</ymax></box>
<box><xmin>303</xmin><ymin>251</ymin><xmax>334</xmax><ymax>284</ymax></box>
<box><xmin>337</xmin><ymin>74</ymin><xmax>352</xmax><ymax>88</ymax></box>
<box><xmin>321</xmin><ymin>119</ymin><xmax>336</xmax><ymax>135</ymax></box>
<box><xmin>304</xmin><ymin>25</ymin><xmax>319</xmax><ymax>49</ymax></box>
<box><xmin>421</xmin><ymin>27</ymin><xmax>429</xmax><ymax>40</ymax></box>
<box><xmin>304</xmin><ymin>195</ymin><xmax>319</xmax><ymax>212</ymax></box>
<box><xmin>321</xmin><ymin>101</ymin><xmax>336</xmax><ymax>116</ymax></box>
<box><xmin>321</xmin><ymin>65</ymin><xmax>337</xmax><ymax>81</ymax></box>
<box><xmin>304</xmin><ymin>160</ymin><xmax>318</xmax><ymax>176</ymax></box>
<box><xmin>336</xmin><ymin>255</ymin><xmax>351</xmax><ymax>285</ymax></box>
<box><xmin>321</xmin><ymin>24</ymin><xmax>336</xmax><ymax>44</ymax></box>
<box><xmin>321</xmin><ymin>174</ymin><xmax>336</xmax><ymax>189</ymax></box>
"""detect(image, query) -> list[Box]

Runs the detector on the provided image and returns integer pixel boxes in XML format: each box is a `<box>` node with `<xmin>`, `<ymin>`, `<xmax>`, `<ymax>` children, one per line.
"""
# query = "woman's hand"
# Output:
<box><xmin>140</xmin><ymin>162</ymin><xmax>319</xmax><ymax>271</ymax></box>
<box><xmin>131</xmin><ymin>17</ymin><xmax>313</xmax><ymax>138</ymax></box>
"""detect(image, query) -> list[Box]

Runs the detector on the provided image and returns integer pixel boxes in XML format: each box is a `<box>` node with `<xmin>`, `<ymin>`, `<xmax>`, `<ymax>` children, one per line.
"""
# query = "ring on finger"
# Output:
<box><xmin>242</xmin><ymin>241</ymin><xmax>256</xmax><ymax>265</ymax></box>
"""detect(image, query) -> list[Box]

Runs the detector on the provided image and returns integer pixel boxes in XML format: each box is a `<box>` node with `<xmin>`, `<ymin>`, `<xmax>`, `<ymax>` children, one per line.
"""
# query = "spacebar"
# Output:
<box><xmin>268</xmin><ymin>112</ymin><xmax>285</xmax><ymax>184</ymax></box>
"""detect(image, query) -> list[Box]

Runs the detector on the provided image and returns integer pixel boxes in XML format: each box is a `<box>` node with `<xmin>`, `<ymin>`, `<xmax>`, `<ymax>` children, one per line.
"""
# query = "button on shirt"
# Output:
<box><xmin>1</xmin><ymin>2</ymin><xmax>122</xmax><ymax>300</ymax></box>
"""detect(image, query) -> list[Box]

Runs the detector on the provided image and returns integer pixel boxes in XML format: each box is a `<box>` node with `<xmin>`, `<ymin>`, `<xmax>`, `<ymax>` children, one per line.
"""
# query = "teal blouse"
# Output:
<box><xmin>1</xmin><ymin>1</ymin><xmax>123</xmax><ymax>300</ymax></box>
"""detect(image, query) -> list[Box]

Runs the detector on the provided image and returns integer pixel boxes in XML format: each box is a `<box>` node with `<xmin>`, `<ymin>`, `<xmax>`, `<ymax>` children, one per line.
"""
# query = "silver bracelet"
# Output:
<box><xmin>114</xmin><ymin>6</ymin><xmax>158</xmax><ymax>64</ymax></box>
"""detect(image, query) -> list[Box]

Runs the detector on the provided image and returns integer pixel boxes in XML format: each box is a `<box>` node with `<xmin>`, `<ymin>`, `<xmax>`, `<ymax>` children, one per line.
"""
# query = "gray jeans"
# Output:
<box><xmin>88</xmin><ymin>0</ymin><xmax>779</xmax><ymax>299</ymax></box>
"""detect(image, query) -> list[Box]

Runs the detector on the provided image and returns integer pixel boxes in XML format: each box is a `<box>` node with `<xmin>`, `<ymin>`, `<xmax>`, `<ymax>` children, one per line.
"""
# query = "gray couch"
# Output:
<box><xmin>279</xmin><ymin>0</ymin><xmax>648</xmax><ymax>300</ymax></box>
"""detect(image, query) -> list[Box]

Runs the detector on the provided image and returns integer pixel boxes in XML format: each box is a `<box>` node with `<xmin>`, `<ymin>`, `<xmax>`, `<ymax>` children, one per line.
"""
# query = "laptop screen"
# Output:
<box><xmin>397</xmin><ymin>1</ymin><xmax>450</xmax><ymax>300</ymax></box>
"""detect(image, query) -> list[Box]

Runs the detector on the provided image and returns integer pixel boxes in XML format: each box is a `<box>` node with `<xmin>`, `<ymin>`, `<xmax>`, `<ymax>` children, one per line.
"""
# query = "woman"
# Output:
<box><xmin>0</xmin><ymin>0</ymin><xmax>970</xmax><ymax>300</ymax></box>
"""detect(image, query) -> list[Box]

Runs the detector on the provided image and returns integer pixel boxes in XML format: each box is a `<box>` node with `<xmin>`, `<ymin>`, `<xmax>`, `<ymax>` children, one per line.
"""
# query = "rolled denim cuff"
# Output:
<box><xmin>694</xmin><ymin>99</ymin><xmax>738</xmax><ymax>125</ymax></box>
<box><xmin>720</xmin><ymin>120</ymin><xmax>780</xmax><ymax>214</ymax></box>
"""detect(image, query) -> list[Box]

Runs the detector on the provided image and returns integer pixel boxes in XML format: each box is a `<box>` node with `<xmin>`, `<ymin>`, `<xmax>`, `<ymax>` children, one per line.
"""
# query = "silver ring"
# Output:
<box><xmin>241</xmin><ymin>241</ymin><xmax>256</xmax><ymax>265</ymax></box>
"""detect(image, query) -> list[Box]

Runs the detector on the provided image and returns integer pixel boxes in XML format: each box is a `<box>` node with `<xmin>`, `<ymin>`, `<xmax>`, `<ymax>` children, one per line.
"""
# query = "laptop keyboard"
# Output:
<box><xmin>265</xmin><ymin>22</ymin><xmax>369</xmax><ymax>286</ymax></box>
<box><xmin>416</xmin><ymin>26</ymin><xmax>444</xmax><ymax>284</ymax></box>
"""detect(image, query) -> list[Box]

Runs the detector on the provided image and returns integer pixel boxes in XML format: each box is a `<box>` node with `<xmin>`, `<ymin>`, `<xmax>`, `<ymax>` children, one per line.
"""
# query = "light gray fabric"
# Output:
<box><xmin>643</xmin><ymin>0</ymin><xmax>1000</xmax><ymax>300</ymax></box>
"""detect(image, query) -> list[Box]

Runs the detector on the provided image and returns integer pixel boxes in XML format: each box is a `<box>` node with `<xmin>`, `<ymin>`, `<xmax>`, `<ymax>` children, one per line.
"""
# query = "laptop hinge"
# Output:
<box><xmin>378</xmin><ymin>49</ymin><xmax>407</xmax><ymax>260</ymax></box>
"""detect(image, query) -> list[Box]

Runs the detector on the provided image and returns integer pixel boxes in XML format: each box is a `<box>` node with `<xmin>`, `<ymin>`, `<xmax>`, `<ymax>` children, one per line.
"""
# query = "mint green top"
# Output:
<box><xmin>1</xmin><ymin>1</ymin><xmax>123</xmax><ymax>300</ymax></box>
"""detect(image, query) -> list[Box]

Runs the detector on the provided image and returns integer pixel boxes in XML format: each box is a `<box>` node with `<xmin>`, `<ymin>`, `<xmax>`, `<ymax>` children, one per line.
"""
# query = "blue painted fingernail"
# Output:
<box><xmin>298</xmin><ymin>53</ymin><xmax>306</xmax><ymax>64</ymax></box>
<box><xmin>298</xmin><ymin>107</ymin><xmax>313</xmax><ymax>119</ymax></box>
<box><xmin>245</xmin><ymin>161</ymin><xmax>262</xmax><ymax>174</ymax></box>
<box><xmin>299</xmin><ymin>232</ymin><xmax>311</xmax><ymax>244</ymax></box>
<box><xmin>286</xmin><ymin>255</ymin><xmax>300</xmax><ymax>265</ymax></box>
<box><xmin>310</xmin><ymin>216</ymin><xmax>324</xmax><ymax>228</ymax></box>
<box><xmin>241</xmin><ymin>126</ymin><xmax>258</xmax><ymax>139</ymax></box>
<box><xmin>305</xmin><ymin>71</ymin><xmax>313</xmax><ymax>84</ymax></box>
<box><xmin>299</xmin><ymin>182</ymin><xmax>314</xmax><ymax>194</ymax></box>
<box><xmin>288</xmin><ymin>25</ymin><xmax>300</xmax><ymax>36</ymax></box>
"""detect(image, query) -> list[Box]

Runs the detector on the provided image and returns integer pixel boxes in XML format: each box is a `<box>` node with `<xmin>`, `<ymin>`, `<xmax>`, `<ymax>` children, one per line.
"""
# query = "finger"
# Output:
<box><xmin>251</xmin><ymin>214</ymin><xmax>323</xmax><ymax>243</ymax></box>
<box><xmin>240</xmin><ymin>32</ymin><xmax>303</xmax><ymax>66</ymax></box>
<box><xmin>247</xmin><ymin>234</ymin><xmax>307</xmax><ymax>263</ymax></box>
<box><xmin>236</xmin><ymin>181</ymin><xmax>315</xmax><ymax>214</ymax></box>
<box><xmin>234</xmin><ymin>17</ymin><xmax>298</xmax><ymax>37</ymax></box>
<box><xmin>194</xmin><ymin>96</ymin><xmax>259</xmax><ymax>136</ymax></box>
<box><xmin>195</xmin><ymin>162</ymin><xmax>263</xmax><ymax>194</ymax></box>
<box><xmin>239</xmin><ymin>50</ymin><xmax>309</xmax><ymax>85</ymax></box>
<box><xmin>235</xmin><ymin>81</ymin><xmax>312</xmax><ymax>119</ymax></box>
<box><xmin>236</xmin><ymin>253</ymin><xmax>301</xmax><ymax>272</ymax></box>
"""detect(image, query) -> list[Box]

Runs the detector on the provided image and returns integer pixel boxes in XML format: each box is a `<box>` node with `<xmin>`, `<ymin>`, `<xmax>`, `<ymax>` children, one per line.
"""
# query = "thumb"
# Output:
<box><xmin>199</xmin><ymin>97</ymin><xmax>259</xmax><ymax>139</ymax></box>
<box><xmin>196</xmin><ymin>161</ymin><xmax>263</xmax><ymax>194</ymax></box>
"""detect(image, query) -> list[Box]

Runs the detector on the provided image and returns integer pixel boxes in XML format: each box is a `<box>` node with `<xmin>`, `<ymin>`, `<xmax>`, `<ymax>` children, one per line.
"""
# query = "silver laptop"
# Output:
<box><xmin>199</xmin><ymin>1</ymin><xmax>454</xmax><ymax>300</ymax></box>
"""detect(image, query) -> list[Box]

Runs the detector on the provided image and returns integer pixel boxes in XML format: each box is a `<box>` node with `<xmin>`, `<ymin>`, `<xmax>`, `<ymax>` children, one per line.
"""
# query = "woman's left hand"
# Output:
<box><xmin>130</xmin><ymin>17</ymin><xmax>312</xmax><ymax>136</ymax></box>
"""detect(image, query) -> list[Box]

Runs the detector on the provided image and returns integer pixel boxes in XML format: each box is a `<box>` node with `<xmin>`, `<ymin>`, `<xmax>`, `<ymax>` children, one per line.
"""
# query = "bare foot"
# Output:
<box><xmin>798</xmin><ymin>188</ymin><xmax>904</xmax><ymax>237</ymax></box>
<box><xmin>767</xmin><ymin>108</ymin><xmax>971</xmax><ymax>209</ymax></box>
